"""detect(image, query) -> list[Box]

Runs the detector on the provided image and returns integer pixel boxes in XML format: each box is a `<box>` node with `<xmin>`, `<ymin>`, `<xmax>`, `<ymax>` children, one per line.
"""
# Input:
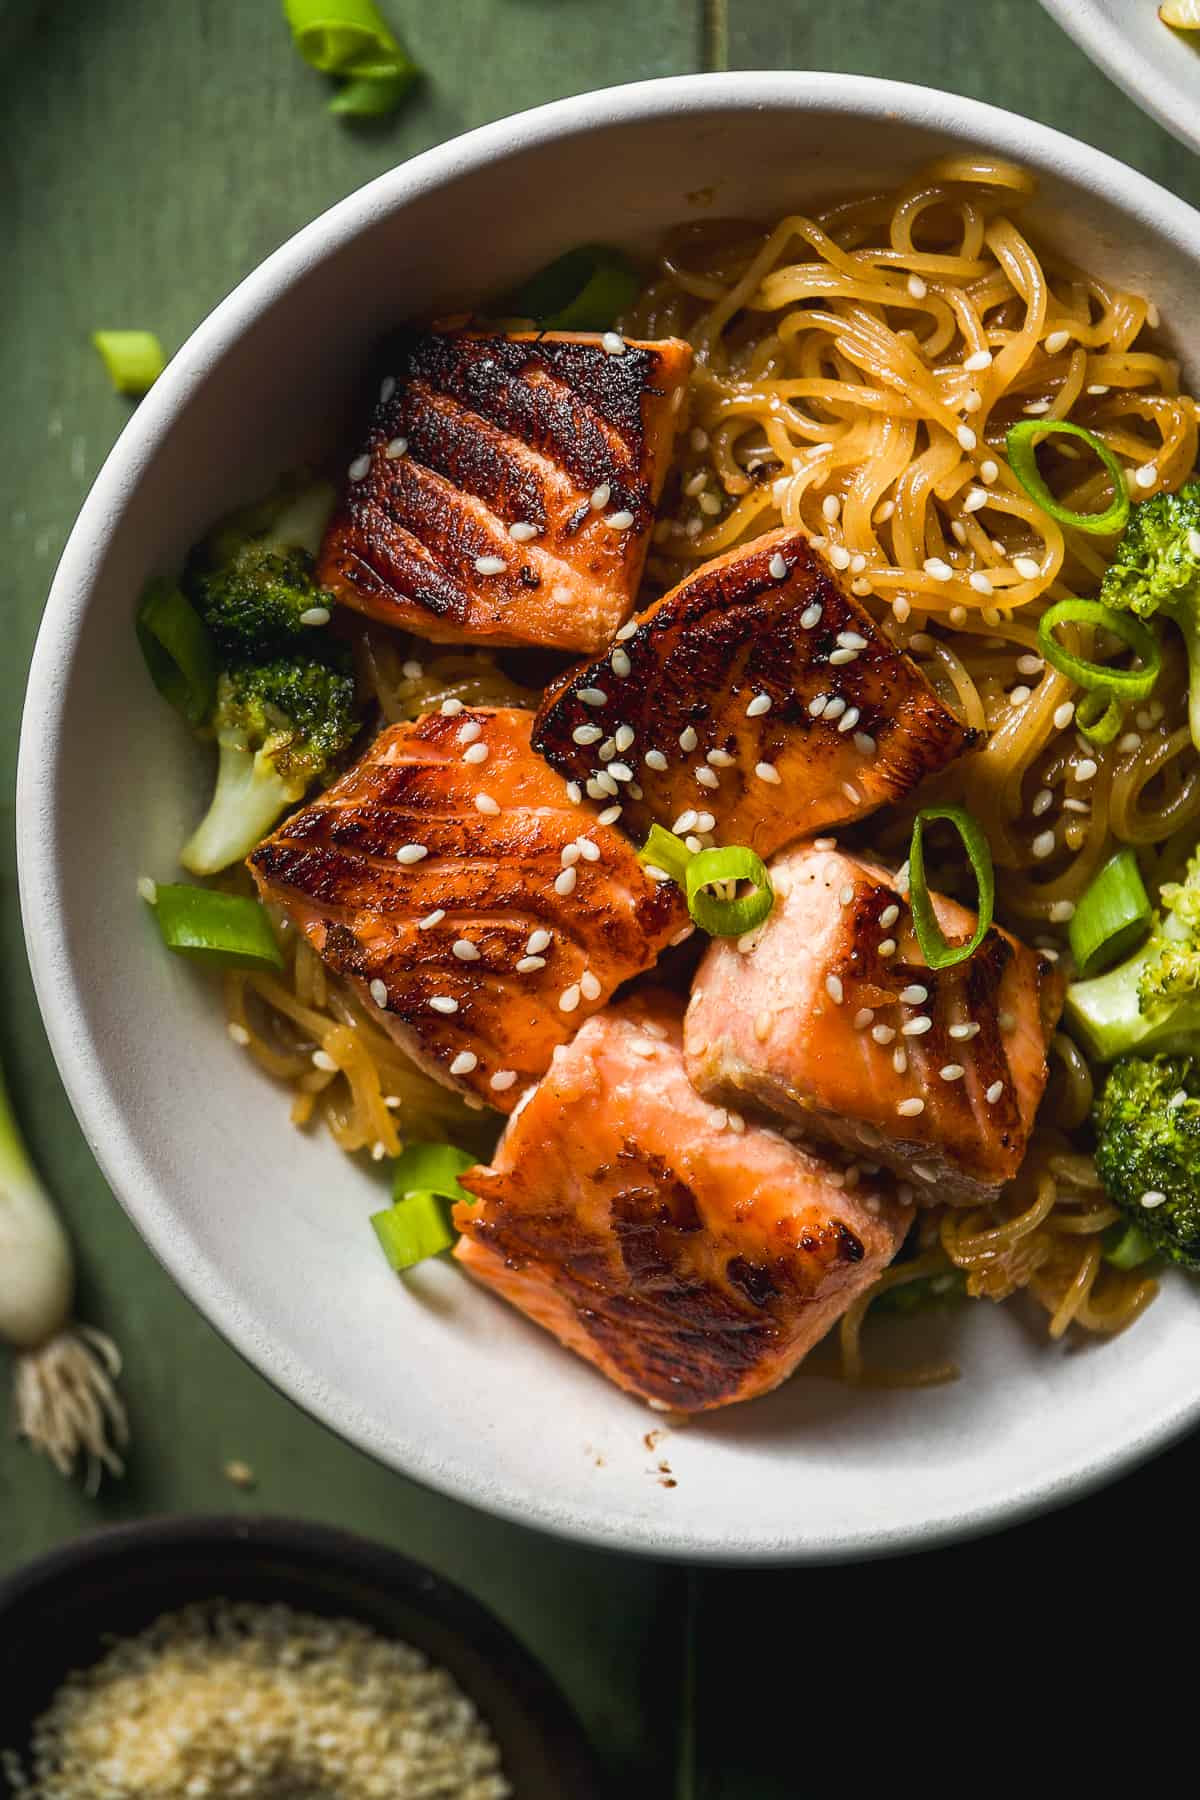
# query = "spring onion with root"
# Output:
<box><xmin>0</xmin><ymin>1057</ymin><xmax>127</xmax><ymax>1490</ymax></box>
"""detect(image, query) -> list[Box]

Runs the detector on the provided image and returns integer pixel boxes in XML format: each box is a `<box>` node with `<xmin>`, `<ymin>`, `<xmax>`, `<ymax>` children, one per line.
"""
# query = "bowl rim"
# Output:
<box><xmin>18</xmin><ymin>68</ymin><xmax>1200</xmax><ymax>1565</ymax></box>
<box><xmin>0</xmin><ymin>1513</ymin><xmax>601</xmax><ymax>1788</ymax></box>
<box><xmin>1037</xmin><ymin>0</ymin><xmax>1200</xmax><ymax>158</ymax></box>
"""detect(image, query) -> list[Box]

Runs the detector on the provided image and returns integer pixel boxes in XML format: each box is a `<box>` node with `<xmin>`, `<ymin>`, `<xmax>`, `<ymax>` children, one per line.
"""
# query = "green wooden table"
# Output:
<box><xmin>2</xmin><ymin>4</ymin><xmax>1198</xmax><ymax>1791</ymax></box>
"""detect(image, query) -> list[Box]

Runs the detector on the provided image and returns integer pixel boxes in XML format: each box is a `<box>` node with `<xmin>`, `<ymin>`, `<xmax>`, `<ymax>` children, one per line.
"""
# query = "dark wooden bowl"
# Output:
<box><xmin>0</xmin><ymin>1514</ymin><xmax>604</xmax><ymax>1796</ymax></box>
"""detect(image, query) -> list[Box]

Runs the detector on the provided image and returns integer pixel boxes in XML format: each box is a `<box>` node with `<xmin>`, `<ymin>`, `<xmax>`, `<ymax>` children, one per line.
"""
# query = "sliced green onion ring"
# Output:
<box><xmin>502</xmin><ymin>246</ymin><xmax>642</xmax><ymax>331</ymax></box>
<box><xmin>1068</xmin><ymin>848</ymin><xmax>1152</xmax><ymax>977</ymax></box>
<box><xmin>136</xmin><ymin>579</ymin><xmax>219</xmax><ymax>726</ymax></box>
<box><xmin>1038</xmin><ymin>598</ymin><xmax>1161</xmax><ymax>697</ymax></box>
<box><xmin>908</xmin><ymin>806</ymin><xmax>995</xmax><ymax>970</ymax></box>
<box><xmin>371</xmin><ymin>1191</ymin><xmax>455</xmax><ymax>1271</ymax></box>
<box><xmin>685</xmin><ymin>846</ymin><xmax>775</xmax><ymax>939</ymax></box>
<box><xmin>148</xmin><ymin>884</ymin><xmax>284</xmax><ymax>971</ymax></box>
<box><xmin>1102</xmin><ymin>1220</ymin><xmax>1158</xmax><ymax>1271</ymax></box>
<box><xmin>637</xmin><ymin>824</ymin><xmax>693</xmax><ymax>888</ymax></box>
<box><xmin>1074</xmin><ymin>685</ymin><xmax>1124</xmax><ymax>745</ymax></box>
<box><xmin>284</xmin><ymin>0</ymin><xmax>419</xmax><ymax>117</ymax></box>
<box><xmin>1006</xmin><ymin>419</ymin><xmax>1131</xmax><ymax>536</ymax></box>
<box><xmin>392</xmin><ymin>1141</ymin><xmax>476</xmax><ymax>1207</ymax></box>
<box><xmin>92</xmin><ymin>330</ymin><xmax>166</xmax><ymax>396</ymax></box>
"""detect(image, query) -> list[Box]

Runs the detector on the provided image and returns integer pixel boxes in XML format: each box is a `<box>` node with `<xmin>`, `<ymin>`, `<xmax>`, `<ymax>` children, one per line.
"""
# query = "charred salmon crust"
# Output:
<box><xmin>685</xmin><ymin>844</ymin><xmax>1066</xmax><ymax>1205</ymax></box>
<box><xmin>248</xmin><ymin>708</ymin><xmax>688</xmax><ymax>1111</ymax></box>
<box><xmin>532</xmin><ymin>527</ymin><xmax>976</xmax><ymax>856</ymax></box>
<box><xmin>453</xmin><ymin>992</ymin><xmax>912</xmax><ymax>1412</ymax></box>
<box><xmin>316</xmin><ymin>330</ymin><xmax>691</xmax><ymax>654</ymax></box>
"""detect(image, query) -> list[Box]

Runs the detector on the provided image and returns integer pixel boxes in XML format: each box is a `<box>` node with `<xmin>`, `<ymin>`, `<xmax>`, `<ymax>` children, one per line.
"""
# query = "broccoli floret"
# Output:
<box><xmin>180</xmin><ymin>650</ymin><xmax>359</xmax><ymax>876</ymax></box>
<box><xmin>1066</xmin><ymin>843</ymin><xmax>1200</xmax><ymax>1060</ymax></box>
<box><xmin>185</xmin><ymin>479</ymin><xmax>337</xmax><ymax>662</ymax></box>
<box><xmin>1101</xmin><ymin>480</ymin><xmax>1200</xmax><ymax>750</ymax></box>
<box><xmin>1094</xmin><ymin>1055</ymin><xmax>1200</xmax><ymax>1271</ymax></box>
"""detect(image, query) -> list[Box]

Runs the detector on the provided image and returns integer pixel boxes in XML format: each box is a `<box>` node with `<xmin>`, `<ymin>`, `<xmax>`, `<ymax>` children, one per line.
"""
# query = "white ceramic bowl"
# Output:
<box><xmin>1040</xmin><ymin>0</ymin><xmax>1200</xmax><ymax>155</ymax></box>
<box><xmin>19</xmin><ymin>73</ymin><xmax>1200</xmax><ymax>1563</ymax></box>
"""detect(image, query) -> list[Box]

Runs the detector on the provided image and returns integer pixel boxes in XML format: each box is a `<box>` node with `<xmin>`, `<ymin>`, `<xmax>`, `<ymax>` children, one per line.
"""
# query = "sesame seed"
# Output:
<box><xmin>590</xmin><ymin>483</ymin><xmax>612</xmax><ymax>509</ymax></box>
<box><xmin>871</xmin><ymin>1023</ymin><xmax>896</xmax><ymax>1044</ymax></box>
<box><xmin>837</xmin><ymin>630</ymin><xmax>868</xmax><ymax>650</ymax></box>
<box><xmin>348</xmin><ymin>453</ymin><xmax>371</xmax><ymax>480</ymax></box>
<box><xmin>611</xmin><ymin>648</ymin><xmax>632</xmax><ymax>679</ymax></box>
<box><xmin>854</xmin><ymin>732</ymin><xmax>877</xmax><ymax>755</ymax></box>
<box><xmin>605</xmin><ymin>510</ymin><xmax>635</xmax><ymax>530</ymax></box>
<box><xmin>963</xmin><ymin>488</ymin><xmax>988</xmax><ymax>514</ymax></box>
<box><xmin>611</xmin><ymin>724</ymin><xmax>634</xmax><ymax>753</ymax></box>
<box><xmin>450</xmin><ymin>1051</ymin><xmax>478</xmax><ymax>1076</ymax></box>
<box><xmin>599</xmin><ymin>329</ymin><xmax>627</xmax><ymax>356</ymax></box>
<box><xmin>1048</xmin><ymin>899</ymin><xmax>1076</xmax><ymax>924</ymax></box>
<box><xmin>459</xmin><ymin>719</ymin><xmax>483</xmax><ymax>743</ymax></box>
<box><xmin>227</xmin><ymin>1021</ymin><xmax>250</xmax><ymax>1046</ymax></box>
<box><xmin>957</xmin><ymin>424</ymin><xmax>977</xmax><ymax>451</ymax></box>
<box><xmin>949</xmin><ymin>605</ymin><xmax>968</xmax><ymax>625</ymax></box>
<box><xmin>907</xmin><ymin>273</ymin><xmax>927</xmax><ymax>299</ymax></box>
<box><xmin>853</xmin><ymin>1007</ymin><xmax>874</xmax><ymax>1029</ymax></box>
<box><xmin>768</xmin><ymin>550</ymin><xmax>789</xmax><ymax>580</ymax></box>
<box><xmin>508</xmin><ymin>519</ymin><xmax>540</xmax><ymax>542</ymax></box>
<box><xmin>566</xmin><ymin>780</ymin><xmax>582</xmax><ymax>804</ymax></box>
<box><xmin>395</xmin><ymin>843</ymin><xmax>429</xmax><ymax>864</ymax></box>
<box><xmin>900</xmin><ymin>984</ymin><xmax>928</xmax><ymax>1004</ymax></box>
<box><xmin>475</xmin><ymin>792</ymin><xmax>500</xmax><ymax>815</ymax></box>
<box><xmin>878</xmin><ymin>937</ymin><xmax>897</xmax><ymax>958</ymax></box>
<box><xmin>440</xmin><ymin>697</ymin><xmax>464</xmax><ymax>716</ymax></box>
<box><xmin>554</xmin><ymin>866</ymin><xmax>577</xmax><ymax>896</ymax></box>
<box><xmin>964</xmin><ymin>348</ymin><xmax>993</xmax><ymax>372</ymax></box>
<box><xmin>829</xmin><ymin>545</ymin><xmax>852</xmax><ymax>571</ymax></box>
<box><xmin>948</xmin><ymin>1021</ymin><xmax>980</xmax><ymax>1040</ymax></box>
<box><xmin>897</xmin><ymin>1097</ymin><xmax>925</xmax><ymax>1117</ymax></box>
<box><xmin>940</xmin><ymin>1064</ymin><xmax>965</xmax><ymax>1081</ymax></box>
<box><xmin>822</xmin><ymin>494</ymin><xmax>842</xmax><ymax>522</ymax></box>
<box><xmin>1013</xmin><ymin>556</ymin><xmax>1041</xmax><ymax>580</ymax></box>
<box><xmin>1086</xmin><ymin>383</ymin><xmax>1110</xmax><ymax>395</ymax></box>
<box><xmin>1032</xmin><ymin>828</ymin><xmax>1056</xmax><ymax>858</ymax></box>
<box><xmin>1045</xmin><ymin>328</ymin><xmax>1071</xmax><ymax>354</ymax></box>
<box><xmin>695</xmin><ymin>766</ymin><xmax>719</xmax><ymax>789</ymax></box>
<box><xmin>516</xmin><ymin>955</ymin><xmax>545</xmax><ymax>973</ymax></box>
<box><xmin>1140</xmin><ymin>1189</ymin><xmax>1168</xmax><ymax>1208</ymax></box>
<box><xmin>756</xmin><ymin>761</ymin><xmax>781</xmax><ymax>784</ymax></box>
<box><xmin>923</xmin><ymin>557</ymin><xmax>953</xmax><ymax>580</ymax></box>
<box><xmin>674</xmin><ymin>810</ymin><xmax>699</xmax><ymax>835</ymax></box>
<box><xmin>746</xmin><ymin>692</ymin><xmax>772</xmax><ymax>717</ymax></box>
<box><xmin>609</xmin><ymin>761</ymin><xmax>634</xmax><ymax>782</ymax></box>
<box><xmin>644</xmin><ymin>748</ymin><xmax>668</xmax><ymax>771</ymax></box>
<box><xmin>836</xmin><ymin>707</ymin><xmax>861</xmax><ymax>735</ymax></box>
<box><xmin>463</xmin><ymin>741</ymin><xmax>489</xmax><ymax>765</ymax></box>
<box><xmin>699</xmin><ymin>493</ymin><xmax>722</xmax><ymax>516</ymax></box>
<box><xmin>1135</xmin><ymin>464</ymin><xmax>1157</xmax><ymax>489</ymax></box>
<box><xmin>578</xmin><ymin>687</ymin><xmax>608</xmax><ymax>708</ymax></box>
<box><xmin>384</xmin><ymin>435</ymin><xmax>407</xmax><ymax>458</ymax></box>
<box><xmin>1118</xmin><ymin>731</ymin><xmax>1143</xmax><ymax>753</ymax></box>
<box><xmin>893</xmin><ymin>1046</ymin><xmax>909</xmax><ymax>1074</ymax></box>
<box><xmin>875</xmin><ymin>499</ymin><xmax>896</xmax><ymax>522</ymax></box>
<box><xmin>576</xmin><ymin>837</ymin><xmax>601</xmax><ymax>862</ymax></box>
<box><xmin>951</xmin><ymin>523</ymin><xmax>968</xmax><ymax>547</ymax></box>
<box><xmin>800</xmin><ymin>602</ymin><xmax>823</xmax><ymax>629</ymax></box>
<box><xmin>969</xmin><ymin>571</ymin><xmax>993</xmax><ymax>596</ymax></box>
<box><xmin>685</xmin><ymin>834</ymin><xmax>703</xmax><ymax>854</ymax></box>
<box><xmin>1010</xmin><ymin>686</ymin><xmax>1032</xmax><ymax>707</ymax></box>
<box><xmin>580</xmin><ymin>970</ymin><xmax>602</xmax><ymax>1000</ymax></box>
<box><xmin>379</xmin><ymin>374</ymin><xmax>397</xmax><ymax>404</ymax></box>
<box><xmin>986</xmin><ymin>1080</ymin><xmax>1005</xmax><ymax>1104</ymax></box>
<box><xmin>418</xmin><ymin>908</ymin><xmax>445</xmax><ymax>929</ymax></box>
<box><xmin>707</xmin><ymin>747</ymin><xmax>735</xmax><ymax>767</ymax></box>
<box><xmin>369</xmin><ymin>978</ymin><xmax>389</xmax><ymax>1009</ymax></box>
<box><xmin>1053</xmin><ymin>701</ymin><xmax>1075</xmax><ymax>731</ymax></box>
<box><xmin>825</xmin><ymin>974</ymin><xmax>845</xmax><ymax>1004</ymax></box>
<box><xmin>679</xmin><ymin>726</ymin><xmax>698</xmax><ymax>752</ymax></box>
<box><xmin>964</xmin><ymin>390</ymin><xmax>982</xmax><ymax>414</ymax></box>
<box><xmin>810</xmin><ymin>695</ymin><xmax>829</xmax><ymax>718</ymax></box>
<box><xmin>300</xmin><ymin>605</ymin><xmax>331</xmax><ymax>626</ymax></box>
<box><xmin>1017</xmin><ymin>654</ymin><xmax>1044</xmax><ymax>676</ymax></box>
<box><xmin>585</xmin><ymin>777</ymin><xmax>609</xmax><ymax>800</ymax></box>
<box><xmin>901</xmin><ymin>1016</ymin><xmax>933</xmax><ymax>1036</ymax></box>
<box><xmin>137</xmin><ymin>874</ymin><xmax>158</xmax><ymax>904</ymax></box>
<box><xmin>694</xmin><ymin>811</ymin><xmax>716</xmax><ymax>832</ymax></box>
<box><xmin>1187</xmin><ymin>529</ymin><xmax>1200</xmax><ymax>559</ymax></box>
<box><xmin>1024</xmin><ymin>400</ymin><xmax>1051</xmax><ymax>416</ymax></box>
<box><xmin>851</xmin><ymin>578</ymin><xmax>872</xmax><ymax>596</ymax></box>
<box><xmin>474</xmin><ymin>555</ymin><xmax>506</xmax><ymax>575</ymax></box>
<box><xmin>429</xmin><ymin>996</ymin><xmax>458</xmax><ymax>1015</ymax></box>
<box><xmin>559</xmin><ymin>984</ymin><xmax>581</xmax><ymax>1013</ymax></box>
<box><xmin>449</xmin><ymin>936</ymin><xmax>481</xmax><ymax>964</ymax></box>
<box><xmin>1074</xmin><ymin>758</ymin><xmax>1098</xmax><ymax>782</ymax></box>
<box><xmin>980</xmin><ymin>459</ymin><xmax>999</xmax><ymax>483</ymax></box>
<box><xmin>572</xmin><ymin>724</ymin><xmax>603</xmax><ymax>748</ymax></box>
<box><xmin>829</xmin><ymin>646</ymin><xmax>858</xmax><ymax>665</ymax></box>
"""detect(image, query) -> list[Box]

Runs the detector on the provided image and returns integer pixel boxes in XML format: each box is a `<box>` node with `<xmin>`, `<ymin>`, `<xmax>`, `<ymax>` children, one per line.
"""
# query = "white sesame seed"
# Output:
<box><xmin>963</xmin><ymin>488</ymin><xmax>988</xmax><ymax>514</ymax></box>
<box><xmin>450</xmin><ymin>1051</ymin><xmax>478</xmax><ymax>1075</ymax></box>
<box><xmin>418</xmin><ymin>908</ymin><xmax>445</xmax><ymax>929</ymax></box>
<box><xmin>690</xmin><ymin>427</ymin><xmax>709</xmax><ymax>451</ymax></box>
<box><xmin>615</xmin><ymin>620</ymin><xmax>637</xmax><ymax>643</ymax></box>
<box><xmin>299</xmin><ymin>605</ymin><xmax>331</xmax><ymax>627</ymax></box>
<box><xmin>487</xmin><ymin>1070</ymin><xmax>517</xmax><ymax>1094</ymax></box>
<box><xmin>963</xmin><ymin>348</ymin><xmax>993</xmax><ymax>373</ymax></box>
<box><xmin>458</xmin><ymin>720</ymin><xmax>483</xmax><ymax>745</ymax></box>
<box><xmin>1140</xmin><ymin>1189</ymin><xmax>1168</xmax><ymax>1209</ymax></box>
<box><xmin>379</xmin><ymin>374</ymin><xmax>397</xmax><ymax>404</ymax></box>
<box><xmin>829</xmin><ymin>544</ymin><xmax>852</xmax><ymax>571</ymax></box>
<box><xmin>1053</xmin><ymin>701</ymin><xmax>1075</xmax><ymax>731</ymax></box>
<box><xmin>767</xmin><ymin>551</ymin><xmax>790</xmax><ymax>581</ymax></box>
<box><xmin>449</xmin><ymin>938</ymin><xmax>482</xmax><ymax>968</ymax></box>
<box><xmin>956</xmin><ymin>424</ymin><xmax>977</xmax><ymax>451</ymax></box>
<box><xmin>1045</xmin><ymin>329</ymin><xmax>1071</xmax><ymax>355</ymax></box>
<box><xmin>893</xmin><ymin>1046</ymin><xmax>908</xmax><ymax>1074</ymax></box>
<box><xmin>968</xmin><ymin>571</ymin><xmax>994</xmax><ymax>596</ymax></box>
<box><xmin>679</xmin><ymin>726</ymin><xmax>698</xmax><ymax>752</ymax></box>
<box><xmin>900</xmin><ymin>984</ymin><xmax>928</xmax><ymax>1004</ymax></box>
<box><xmin>611</xmin><ymin>648</ymin><xmax>632</xmax><ymax>679</ymax></box>
<box><xmin>396</xmin><ymin>843</ymin><xmax>430</xmax><ymax>865</ymax></box>
<box><xmin>578</xmin><ymin>687</ymin><xmax>609</xmax><ymax>708</ymax></box>
<box><xmin>875</xmin><ymin>499</ymin><xmax>896</xmax><ymax>522</ymax></box>
<box><xmin>429</xmin><ymin>996</ymin><xmax>459</xmax><ymax>1015</ymax></box>
<box><xmin>871</xmin><ymin>1023</ymin><xmax>896</xmax><ymax>1045</ymax></box>
<box><xmin>227</xmin><ymin>1021</ymin><xmax>250</xmax><ymax>1045</ymax></box>
<box><xmin>608</xmin><ymin>761</ymin><xmax>633</xmax><ymax>782</ymax></box>
<box><xmin>706</xmin><ymin>748</ymin><xmax>735</xmax><ymax>767</ymax></box>
<box><xmin>516</xmin><ymin>955</ymin><xmax>546</xmax><ymax>973</ymax></box>
<box><xmin>1170</xmin><ymin>1089</ymin><xmax>1188</xmax><ymax>1111</ymax></box>
<box><xmin>980</xmin><ymin>459</ymin><xmax>1000</xmax><ymax>485</ymax></box>
<box><xmin>1074</xmin><ymin>758</ymin><xmax>1098</xmax><ymax>782</ymax></box>
<box><xmin>756</xmin><ymin>761</ymin><xmax>781</xmax><ymax>784</ymax></box>
<box><xmin>566</xmin><ymin>780</ymin><xmax>582</xmax><ymax>804</ymax></box>
<box><xmin>590</xmin><ymin>482</ymin><xmax>611</xmax><ymax>510</ymax></box>
<box><xmin>986</xmin><ymin>1080</ymin><xmax>1005</xmax><ymax>1104</ymax></box>
<box><xmin>525</xmin><ymin>928</ymin><xmax>554</xmax><ymax>958</ymax></box>
<box><xmin>902</xmin><ymin>1016</ymin><xmax>933</xmax><ymax>1036</ymax></box>
<box><xmin>837</xmin><ymin>630</ymin><xmax>868</xmax><ymax>650</ymax></box>
<box><xmin>554</xmin><ymin>866</ymin><xmax>577</xmax><ymax>896</ymax></box>
<box><xmin>1135</xmin><ymin>464</ymin><xmax>1157</xmax><ymax>490</ymax></box>
<box><xmin>923</xmin><ymin>557</ymin><xmax>953</xmax><ymax>580</ymax></box>
<box><xmin>508</xmin><ymin>519</ymin><xmax>540</xmax><ymax>542</ymax></box>
<box><xmin>695</xmin><ymin>766</ymin><xmax>719</xmax><ymax>789</ymax></box>
<box><xmin>1024</xmin><ymin>400</ymin><xmax>1052</xmax><ymax>416</ymax></box>
<box><xmin>897</xmin><ymin>1097</ymin><xmax>925</xmax><ymax>1117</ymax></box>
<box><xmin>821</xmin><ymin>494</ymin><xmax>842</xmax><ymax>523</ymax></box>
<box><xmin>940</xmin><ymin>1063</ymin><xmax>966</xmax><ymax>1081</ymax></box>
<box><xmin>684</xmin><ymin>835</ymin><xmax>703</xmax><ymax>854</ymax></box>
<box><xmin>699</xmin><ymin>493</ymin><xmax>722</xmax><ymax>516</ymax></box>
<box><xmin>963</xmin><ymin>390</ymin><xmax>982</xmax><ymax>414</ymax></box>
<box><xmin>475</xmin><ymin>792</ymin><xmax>500</xmax><ymax>815</ymax></box>
<box><xmin>368</xmin><ymin>977</ymin><xmax>389</xmax><ymax>1009</ymax></box>
<box><xmin>1032</xmin><ymin>828</ymin><xmax>1056</xmax><ymax>858</ymax></box>
<box><xmin>1087</xmin><ymin>384</ymin><xmax>1110</xmax><ymax>395</ymax></box>
<box><xmin>384</xmin><ymin>435</ymin><xmax>408</xmax><ymax>459</ymax></box>
<box><xmin>829</xmin><ymin>647</ymin><xmax>859</xmax><ymax>665</ymax></box>
<box><xmin>1118</xmin><ymin>731</ymin><xmax>1143</xmax><ymax>753</ymax></box>
<box><xmin>585</xmin><ymin>777</ymin><xmax>608</xmax><ymax>800</ymax></box>
<box><xmin>799</xmin><ymin>602</ymin><xmax>823</xmax><ymax>630</ymax></box>
<box><xmin>810</xmin><ymin>695</ymin><xmax>829</xmax><ymax>719</ymax></box>
<box><xmin>1013</xmin><ymin>556</ymin><xmax>1042</xmax><ymax>580</ymax></box>
<box><xmin>462</xmin><ymin>741</ymin><xmax>489</xmax><ymax>766</ymax></box>
<box><xmin>580</xmin><ymin>970</ymin><xmax>602</xmax><ymax>1001</ymax></box>
<box><xmin>137</xmin><ymin>874</ymin><xmax>158</xmax><ymax>904</ymax></box>
<box><xmin>851</xmin><ymin>578</ymin><xmax>872</xmax><ymax>597</ymax></box>
<box><xmin>825</xmin><ymin>975</ymin><xmax>844</xmax><ymax>1004</ymax></box>
<box><xmin>837</xmin><ymin>707</ymin><xmax>861</xmax><ymax>734</ymax></box>
<box><xmin>1186</xmin><ymin>529</ymin><xmax>1200</xmax><ymax>559</ymax></box>
<box><xmin>605</xmin><ymin>510</ymin><xmax>635</xmax><ymax>530</ymax></box>
<box><xmin>440</xmin><ymin>697</ymin><xmax>464</xmax><ymax>716</ymax></box>
<box><xmin>348</xmin><ymin>452</ymin><xmax>371</xmax><ymax>480</ymax></box>
<box><xmin>572</xmin><ymin>724</ymin><xmax>603</xmax><ymax>748</ymax></box>
<box><xmin>474</xmin><ymin>555</ymin><xmax>506</xmax><ymax>575</ymax></box>
<box><xmin>576</xmin><ymin>837</ymin><xmax>601</xmax><ymax>862</ymax></box>
<box><xmin>878</xmin><ymin>937</ymin><xmax>897</xmax><ymax>958</ymax></box>
<box><xmin>559</xmin><ymin>984</ymin><xmax>581</xmax><ymax>1013</ymax></box>
<box><xmin>1010</xmin><ymin>685</ymin><xmax>1032</xmax><ymax>707</ymax></box>
<box><xmin>853</xmin><ymin>1006</ymin><xmax>874</xmax><ymax>1029</ymax></box>
<box><xmin>907</xmin><ymin>273</ymin><xmax>927</xmax><ymax>299</ymax></box>
<box><xmin>601</xmin><ymin>330</ymin><xmax>625</xmax><ymax>356</ymax></box>
<box><xmin>612</xmin><ymin>723</ymin><xmax>634</xmax><ymax>753</ymax></box>
<box><xmin>694</xmin><ymin>811</ymin><xmax>716</xmax><ymax>833</ymax></box>
<box><xmin>643</xmin><ymin>749</ymin><xmax>668</xmax><ymax>771</ymax></box>
<box><xmin>1147</xmin><ymin>301</ymin><xmax>1161</xmax><ymax>327</ymax></box>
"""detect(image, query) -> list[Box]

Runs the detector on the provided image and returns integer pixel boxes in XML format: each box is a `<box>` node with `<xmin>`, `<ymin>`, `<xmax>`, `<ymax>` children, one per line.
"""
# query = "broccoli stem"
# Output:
<box><xmin>180</xmin><ymin>738</ymin><xmax>301</xmax><ymax>876</ymax></box>
<box><xmin>1164</xmin><ymin>600</ymin><xmax>1200</xmax><ymax>755</ymax></box>
<box><xmin>1066</xmin><ymin>942</ymin><xmax>1200</xmax><ymax>1061</ymax></box>
<box><xmin>263</xmin><ymin>481</ymin><xmax>336</xmax><ymax>558</ymax></box>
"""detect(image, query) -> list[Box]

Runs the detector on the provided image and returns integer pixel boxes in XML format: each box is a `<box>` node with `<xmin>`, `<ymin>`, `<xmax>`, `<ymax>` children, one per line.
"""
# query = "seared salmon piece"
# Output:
<box><xmin>248</xmin><ymin>708</ymin><xmax>687</xmax><ymax>1111</ymax></box>
<box><xmin>317</xmin><ymin>330</ymin><xmax>692</xmax><ymax>655</ymax></box>
<box><xmin>454</xmin><ymin>992</ymin><xmax>913</xmax><ymax>1412</ymax></box>
<box><xmin>532</xmin><ymin>528</ymin><xmax>974</xmax><ymax>855</ymax></box>
<box><xmin>685</xmin><ymin>844</ymin><xmax>1065</xmax><ymax>1206</ymax></box>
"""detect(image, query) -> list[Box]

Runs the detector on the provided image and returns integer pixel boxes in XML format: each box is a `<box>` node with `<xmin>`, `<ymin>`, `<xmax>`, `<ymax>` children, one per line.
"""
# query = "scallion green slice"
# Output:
<box><xmin>392</xmin><ymin>1141</ymin><xmax>476</xmax><ymax>1207</ymax></box>
<box><xmin>637</xmin><ymin>824</ymin><xmax>693</xmax><ymax>888</ymax></box>
<box><xmin>371</xmin><ymin>1191</ymin><xmax>455</xmax><ymax>1271</ymax></box>
<box><xmin>685</xmin><ymin>846</ymin><xmax>775</xmax><ymax>938</ymax></box>
<box><xmin>92</xmin><ymin>330</ymin><xmax>166</xmax><ymax>396</ymax></box>
<box><xmin>1006</xmin><ymin>419</ymin><xmax>1131</xmax><ymax>536</ymax></box>
<box><xmin>908</xmin><ymin>806</ymin><xmax>995</xmax><ymax>970</ymax></box>
<box><xmin>1073</xmin><ymin>685</ymin><xmax>1124</xmax><ymax>745</ymax></box>
<box><xmin>1102</xmin><ymin>1220</ymin><xmax>1158</xmax><ymax>1270</ymax></box>
<box><xmin>147</xmin><ymin>884</ymin><xmax>284</xmax><ymax>971</ymax></box>
<box><xmin>502</xmin><ymin>246</ymin><xmax>642</xmax><ymax>331</ymax></box>
<box><xmin>284</xmin><ymin>0</ymin><xmax>419</xmax><ymax>117</ymax></box>
<box><xmin>1068</xmin><ymin>848</ymin><xmax>1152</xmax><ymax>977</ymax></box>
<box><xmin>1037</xmin><ymin>598</ymin><xmax>1161</xmax><ymax>698</ymax></box>
<box><xmin>136</xmin><ymin>579</ymin><xmax>219</xmax><ymax>726</ymax></box>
